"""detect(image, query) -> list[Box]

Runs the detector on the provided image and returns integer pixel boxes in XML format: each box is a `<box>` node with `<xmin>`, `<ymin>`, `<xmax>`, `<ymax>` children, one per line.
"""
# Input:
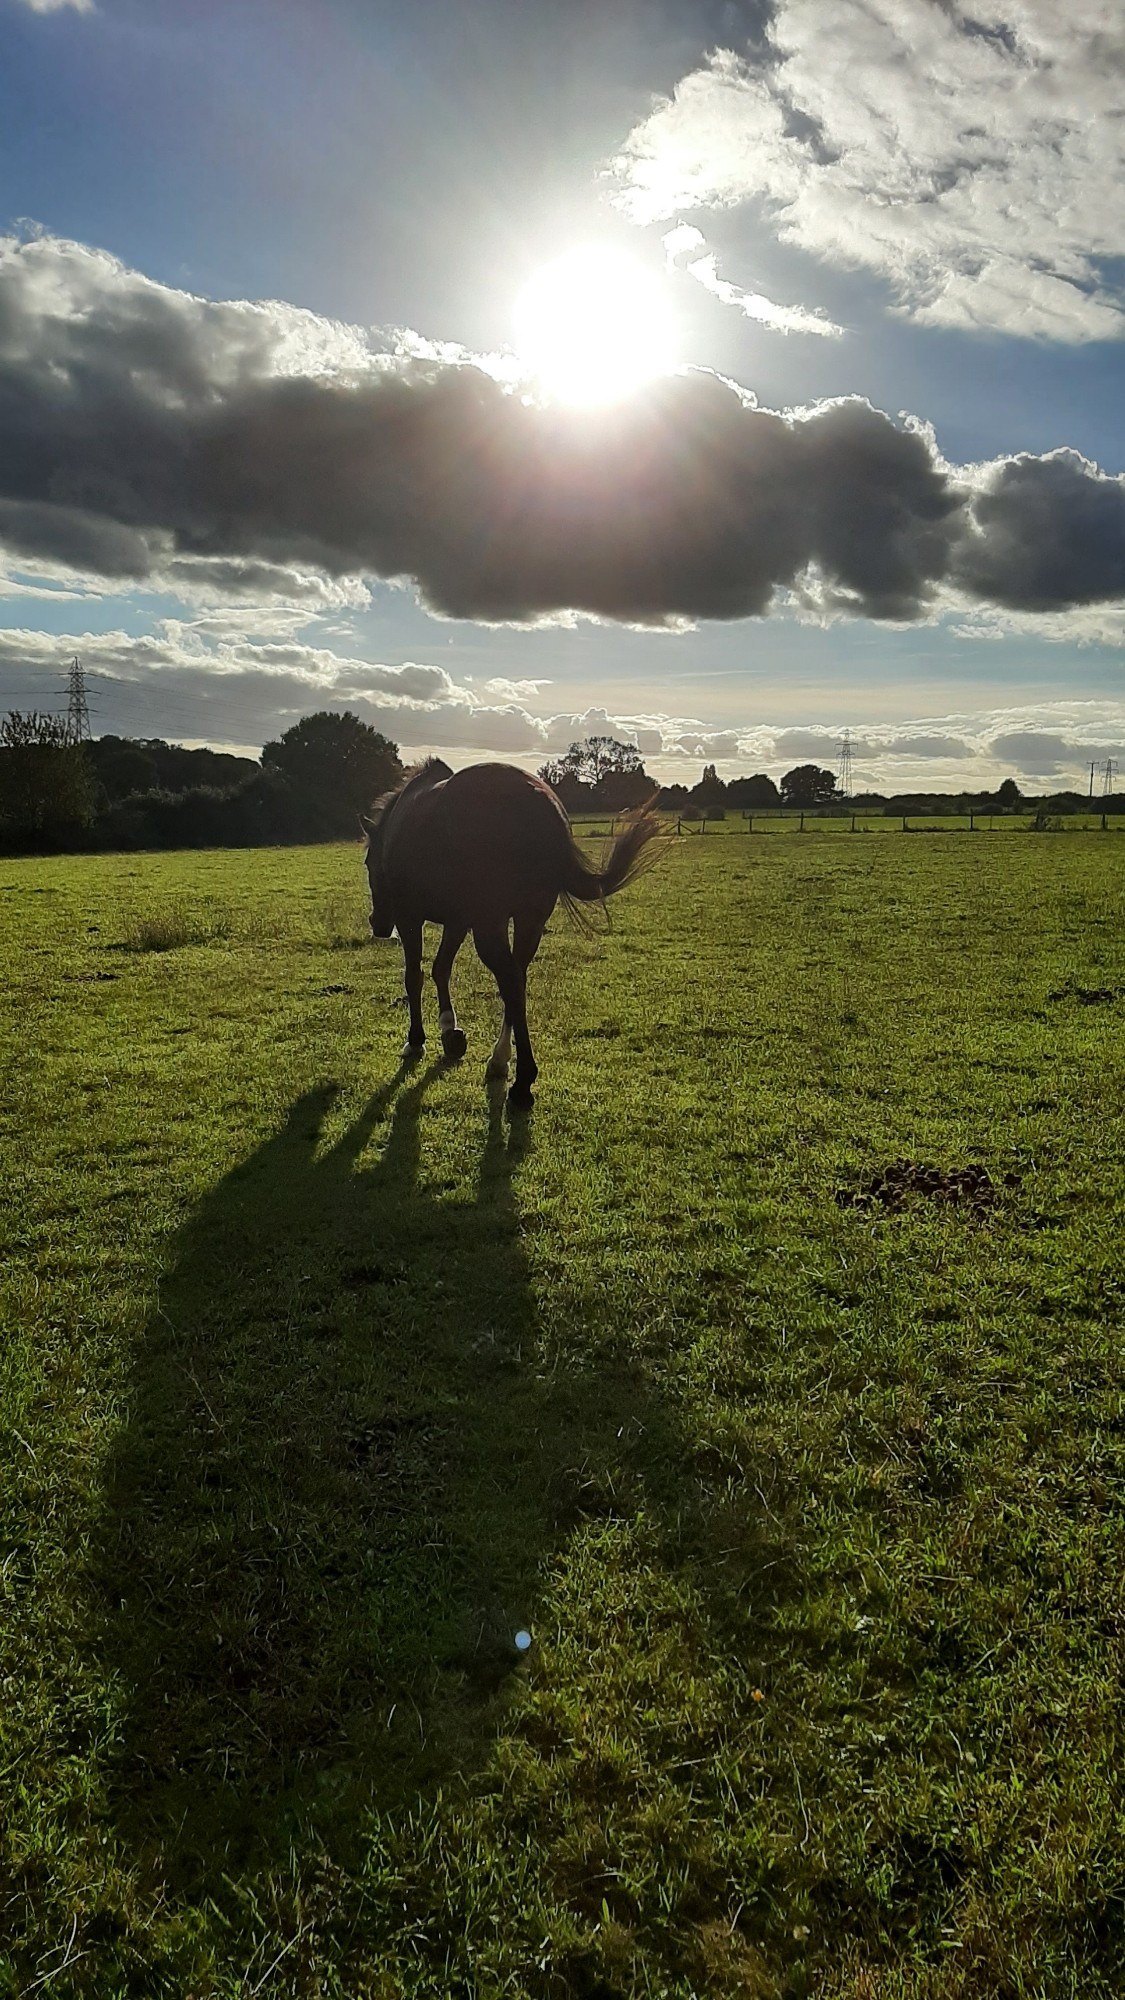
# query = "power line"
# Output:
<box><xmin>837</xmin><ymin>728</ymin><xmax>853</xmax><ymax>799</ymax></box>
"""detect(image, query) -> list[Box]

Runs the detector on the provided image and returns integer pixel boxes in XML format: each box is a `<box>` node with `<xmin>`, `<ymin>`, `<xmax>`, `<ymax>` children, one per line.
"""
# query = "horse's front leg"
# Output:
<box><xmin>398</xmin><ymin>919</ymin><xmax>426</xmax><ymax>1059</ymax></box>
<box><xmin>433</xmin><ymin>922</ymin><xmax>468</xmax><ymax>1060</ymax></box>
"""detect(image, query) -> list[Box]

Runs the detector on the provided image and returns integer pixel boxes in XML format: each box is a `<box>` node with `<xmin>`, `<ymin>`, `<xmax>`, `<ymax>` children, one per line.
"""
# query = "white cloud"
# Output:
<box><xmin>17</xmin><ymin>0</ymin><xmax>93</xmax><ymax>12</ymax></box>
<box><xmin>482</xmin><ymin>676</ymin><xmax>551</xmax><ymax>700</ymax></box>
<box><xmin>946</xmin><ymin>603</ymin><xmax>1125</xmax><ymax>650</ymax></box>
<box><xmin>160</xmin><ymin>559</ymin><xmax>372</xmax><ymax>614</ymax></box>
<box><xmin>614</xmin><ymin>7</ymin><xmax>1125</xmax><ymax>341</ymax></box>
<box><xmin>664</xmin><ymin>224</ymin><xmax>844</xmax><ymax>337</ymax></box>
<box><xmin>3</xmin><ymin>619</ymin><xmax>1123</xmax><ymax>790</ymax></box>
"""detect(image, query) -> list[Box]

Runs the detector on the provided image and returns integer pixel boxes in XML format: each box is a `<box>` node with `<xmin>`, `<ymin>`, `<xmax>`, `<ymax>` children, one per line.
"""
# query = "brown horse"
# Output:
<box><xmin>361</xmin><ymin>760</ymin><xmax>662</xmax><ymax>1107</ymax></box>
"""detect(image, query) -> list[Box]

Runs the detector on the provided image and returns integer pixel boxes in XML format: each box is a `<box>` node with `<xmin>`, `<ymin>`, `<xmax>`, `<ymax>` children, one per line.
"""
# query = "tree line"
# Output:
<box><xmin>540</xmin><ymin>740</ymin><xmax>1097</xmax><ymax>820</ymax></box>
<box><xmin>0</xmin><ymin>710</ymin><xmax>403</xmax><ymax>854</ymax></box>
<box><xmin>1</xmin><ymin>713</ymin><xmax>1117</xmax><ymax>855</ymax></box>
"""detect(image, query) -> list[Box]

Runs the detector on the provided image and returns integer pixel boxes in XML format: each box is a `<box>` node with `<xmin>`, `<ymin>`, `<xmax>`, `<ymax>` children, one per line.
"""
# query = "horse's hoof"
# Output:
<box><xmin>401</xmin><ymin>1039</ymin><xmax>425</xmax><ymax>1061</ymax></box>
<box><xmin>507</xmin><ymin>1084</ymin><xmax>534</xmax><ymax>1113</ymax></box>
<box><xmin>441</xmin><ymin>1027</ymin><xmax>468</xmax><ymax>1062</ymax></box>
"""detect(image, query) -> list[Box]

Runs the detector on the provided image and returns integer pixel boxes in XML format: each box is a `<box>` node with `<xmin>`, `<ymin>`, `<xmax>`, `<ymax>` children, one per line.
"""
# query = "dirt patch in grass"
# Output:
<box><xmin>835</xmin><ymin>1158</ymin><xmax>1022</xmax><ymax>1215</ymax></box>
<box><xmin>1047</xmin><ymin>982</ymin><xmax>1121</xmax><ymax>1005</ymax></box>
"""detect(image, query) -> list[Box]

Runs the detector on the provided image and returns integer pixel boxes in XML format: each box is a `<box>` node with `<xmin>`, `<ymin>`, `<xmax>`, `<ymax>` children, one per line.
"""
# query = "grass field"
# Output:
<box><xmin>2</xmin><ymin>831</ymin><xmax>1124</xmax><ymax>1998</ymax></box>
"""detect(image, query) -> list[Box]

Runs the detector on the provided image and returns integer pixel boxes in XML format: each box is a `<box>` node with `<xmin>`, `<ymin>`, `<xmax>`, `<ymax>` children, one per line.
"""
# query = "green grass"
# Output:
<box><xmin>2</xmin><ymin>834</ymin><xmax>1124</xmax><ymax>1997</ymax></box>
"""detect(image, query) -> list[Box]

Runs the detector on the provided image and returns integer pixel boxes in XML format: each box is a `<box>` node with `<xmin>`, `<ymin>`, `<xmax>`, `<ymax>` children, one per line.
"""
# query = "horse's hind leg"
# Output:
<box><xmin>399</xmin><ymin>920</ymin><xmax>426</xmax><ymax>1058</ymax></box>
<box><xmin>433</xmin><ymin>922</ymin><xmax>468</xmax><ymax>1060</ymax></box>
<box><xmin>475</xmin><ymin>918</ymin><xmax>543</xmax><ymax>1108</ymax></box>
<box><xmin>485</xmin><ymin>1006</ymin><xmax>512</xmax><ymax>1082</ymax></box>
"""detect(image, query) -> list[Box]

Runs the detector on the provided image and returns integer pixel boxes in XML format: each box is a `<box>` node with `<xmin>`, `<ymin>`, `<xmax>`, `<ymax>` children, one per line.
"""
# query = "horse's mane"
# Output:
<box><xmin>364</xmin><ymin>757</ymin><xmax>452</xmax><ymax>849</ymax></box>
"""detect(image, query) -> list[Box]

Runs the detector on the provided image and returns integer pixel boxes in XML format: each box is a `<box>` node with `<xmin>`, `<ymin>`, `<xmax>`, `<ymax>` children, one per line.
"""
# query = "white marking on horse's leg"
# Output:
<box><xmin>485</xmin><ymin>1020</ymin><xmax>512</xmax><ymax>1080</ymax></box>
<box><xmin>438</xmin><ymin>1008</ymin><xmax>457</xmax><ymax>1035</ymax></box>
<box><xmin>401</xmin><ymin>1038</ymin><xmax>424</xmax><ymax>1060</ymax></box>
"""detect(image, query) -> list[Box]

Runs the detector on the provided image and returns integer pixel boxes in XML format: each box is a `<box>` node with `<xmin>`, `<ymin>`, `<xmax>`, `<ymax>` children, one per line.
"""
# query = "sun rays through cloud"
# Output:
<box><xmin>513</xmin><ymin>246</ymin><xmax>678</xmax><ymax>405</ymax></box>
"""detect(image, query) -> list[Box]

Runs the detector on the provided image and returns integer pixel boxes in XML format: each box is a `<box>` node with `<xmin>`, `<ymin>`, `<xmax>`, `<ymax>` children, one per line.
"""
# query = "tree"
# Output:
<box><xmin>780</xmin><ymin>763</ymin><xmax>839</xmax><ymax>809</ymax></box>
<box><xmin>262</xmin><ymin>712</ymin><xmax>402</xmax><ymax>829</ymax></box>
<box><xmin>88</xmin><ymin>735</ymin><xmax>258</xmax><ymax>798</ymax></box>
<box><xmin>91</xmin><ymin>740</ymin><xmax>161</xmax><ymax>800</ymax></box>
<box><xmin>541</xmin><ymin>736</ymin><xmax>644</xmax><ymax>789</ymax></box>
<box><xmin>0</xmin><ymin>711</ymin><xmax>98</xmax><ymax>847</ymax></box>
<box><xmin>727</xmin><ymin>772</ymin><xmax>781</xmax><ymax>809</ymax></box>
<box><xmin>695</xmin><ymin>762</ymin><xmax>726</xmax><ymax>810</ymax></box>
<box><xmin>540</xmin><ymin>736</ymin><xmax>652</xmax><ymax>812</ymax></box>
<box><xmin>996</xmin><ymin>778</ymin><xmax>1022</xmax><ymax>809</ymax></box>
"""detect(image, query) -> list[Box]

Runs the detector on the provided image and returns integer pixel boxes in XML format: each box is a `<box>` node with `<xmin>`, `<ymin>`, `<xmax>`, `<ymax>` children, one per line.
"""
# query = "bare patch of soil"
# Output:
<box><xmin>835</xmin><ymin>1159</ymin><xmax>1021</xmax><ymax>1216</ymax></box>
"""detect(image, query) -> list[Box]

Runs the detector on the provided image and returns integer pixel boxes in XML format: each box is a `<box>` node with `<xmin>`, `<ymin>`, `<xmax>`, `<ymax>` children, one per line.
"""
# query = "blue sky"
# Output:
<box><xmin>1</xmin><ymin>0</ymin><xmax>1123</xmax><ymax>792</ymax></box>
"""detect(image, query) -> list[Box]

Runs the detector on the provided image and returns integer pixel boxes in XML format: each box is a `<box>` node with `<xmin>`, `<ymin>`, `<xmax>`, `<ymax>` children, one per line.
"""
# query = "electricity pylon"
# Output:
<box><xmin>65</xmin><ymin>656</ymin><xmax>92</xmax><ymax>745</ymax></box>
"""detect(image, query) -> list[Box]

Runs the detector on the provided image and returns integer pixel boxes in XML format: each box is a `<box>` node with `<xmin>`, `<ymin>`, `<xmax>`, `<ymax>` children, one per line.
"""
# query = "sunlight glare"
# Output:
<box><xmin>514</xmin><ymin>246</ymin><xmax>676</xmax><ymax>406</ymax></box>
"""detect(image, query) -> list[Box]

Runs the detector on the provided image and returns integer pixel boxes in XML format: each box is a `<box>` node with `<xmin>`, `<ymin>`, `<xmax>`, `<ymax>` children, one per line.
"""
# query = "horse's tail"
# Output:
<box><xmin>559</xmin><ymin>804</ymin><xmax>666</xmax><ymax>922</ymax></box>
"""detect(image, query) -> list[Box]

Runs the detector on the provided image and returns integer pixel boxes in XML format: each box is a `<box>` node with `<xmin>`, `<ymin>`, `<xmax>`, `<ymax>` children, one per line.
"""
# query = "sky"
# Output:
<box><xmin>1</xmin><ymin>0</ymin><xmax>1123</xmax><ymax>795</ymax></box>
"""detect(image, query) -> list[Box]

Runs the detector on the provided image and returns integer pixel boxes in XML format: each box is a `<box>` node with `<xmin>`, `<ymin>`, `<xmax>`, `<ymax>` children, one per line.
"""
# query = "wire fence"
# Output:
<box><xmin>572</xmin><ymin>809</ymin><xmax>1125</xmax><ymax>839</ymax></box>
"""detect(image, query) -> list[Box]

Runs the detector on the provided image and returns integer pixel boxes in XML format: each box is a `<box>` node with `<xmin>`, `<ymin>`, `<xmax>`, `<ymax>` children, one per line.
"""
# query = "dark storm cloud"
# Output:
<box><xmin>1</xmin><ymin>237</ymin><xmax>1123</xmax><ymax>630</ymax></box>
<box><xmin>0</xmin><ymin>497</ymin><xmax>156</xmax><ymax>578</ymax></box>
<box><xmin>954</xmin><ymin>452</ymin><xmax>1125</xmax><ymax>612</ymax></box>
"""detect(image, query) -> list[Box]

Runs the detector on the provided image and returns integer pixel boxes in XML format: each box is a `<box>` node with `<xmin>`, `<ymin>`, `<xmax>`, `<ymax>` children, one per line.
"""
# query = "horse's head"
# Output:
<box><xmin>359</xmin><ymin>810</ymin><xmax>396</xmax><ymax>937</ymax></box>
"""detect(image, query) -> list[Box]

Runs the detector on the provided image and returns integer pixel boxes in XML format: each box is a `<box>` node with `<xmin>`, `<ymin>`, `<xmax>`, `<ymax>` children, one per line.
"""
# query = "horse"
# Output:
<box><xmin>361</xmin><ymin>760</ymin><xmax>663</xmax><ymax>1108</ymax></box>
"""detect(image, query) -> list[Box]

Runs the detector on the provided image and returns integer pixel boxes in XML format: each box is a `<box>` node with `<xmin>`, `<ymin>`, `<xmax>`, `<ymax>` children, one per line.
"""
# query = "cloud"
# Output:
<box><xmin>879</xmin><ymin>733</ymin><xmax>972</xmax><ymax>761</ymax></box>
<box><xmin>765</xmin><ymin>727</ymin><xmax>842</xmax><ymax>759</ymax></box>
<box><xmin>664</xmin><ymin>224</ymin><xmax>844</xmax><ymax>337</ymax></box>
<box><xmin>0</xmin><ymin>233</ymin><xmax>1123</xmax><ymax>637</ymax></box>
<box><xmin>0</xmin><ymin>624</ymin><xmax>671</xmax><ymax>763</ymax></box>
<box><xmin>613</xmin><ymin>9</ymin><xmax>1125</xmax><ymax>341</ymax></box>
<box><xmin>16</xmin><ymin>0</ymin><xmax>93</xmax><ymax>11</ymax></box>
<box><xmin>482</xmin><ymin>676</ymin><xmax>551</xmax><ymax>700</ymax></box>
<box><xmin>954</xmin><ymin>451</ymin><xmax>1125</xmax><ymax>611</ymax></box>
<box><xmin>160</xmin><ymin>558</ymin><xmax>372</xmax><ymax>613</ymax></box>
<box><xmin>772</xmin><ymin>726</ymin><xmax>973</xmax><ymax>760</ymax></box>
<box><xmin>0</xmin><ymin>623</ymin><xmax>542</xmax><ymax>754</ymax></box>
<box><xmin>987</xmin><ymin>730</ymin><xmax>1124</xmax><ymax>781</ymax></box>
<box><xmin>665</xmin><ymin>729</ymin><xmax>745</xmax><ymax>758</ymax></box>
<box><xmin>4</xmin><ymin>618</ymin><xmax>1123</xmax><ymax>790</ymax></box>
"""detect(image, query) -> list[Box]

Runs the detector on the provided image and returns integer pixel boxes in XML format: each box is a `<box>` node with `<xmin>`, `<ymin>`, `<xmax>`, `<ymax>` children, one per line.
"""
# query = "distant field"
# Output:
<box><xmin>2</xmin><ymin>833</ymin><xmax>1124</xmax><ymax>1997</ymax></box>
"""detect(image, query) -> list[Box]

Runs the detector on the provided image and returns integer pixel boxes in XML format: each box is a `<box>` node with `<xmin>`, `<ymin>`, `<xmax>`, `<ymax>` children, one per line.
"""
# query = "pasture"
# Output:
<box><xmin>2</xmin><ymin>831</ymin><xmax>1124</xmax><ymax>1998</ymax></box>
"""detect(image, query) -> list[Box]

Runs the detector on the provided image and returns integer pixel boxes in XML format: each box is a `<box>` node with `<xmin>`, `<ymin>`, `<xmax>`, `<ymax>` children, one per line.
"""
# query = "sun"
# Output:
<box><xmin>514</xmin><ymin>246</ymin><xmax>676</xmax><ymax>406</ymax></box>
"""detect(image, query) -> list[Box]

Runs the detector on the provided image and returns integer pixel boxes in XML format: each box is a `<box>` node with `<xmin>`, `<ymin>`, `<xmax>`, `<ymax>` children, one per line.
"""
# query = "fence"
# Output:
<box><xmin>572</xmin><ymin>809</ymin><xmax>1125</xmax><ymax>839</ymax></box>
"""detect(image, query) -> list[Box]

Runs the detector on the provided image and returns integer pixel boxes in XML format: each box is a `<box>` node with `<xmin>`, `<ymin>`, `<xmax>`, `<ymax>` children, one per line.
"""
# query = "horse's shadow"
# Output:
<box><xmin>99</xmin><ymin>1070</ymin><xmax>679</xmax><ymax>1888</ymax></box>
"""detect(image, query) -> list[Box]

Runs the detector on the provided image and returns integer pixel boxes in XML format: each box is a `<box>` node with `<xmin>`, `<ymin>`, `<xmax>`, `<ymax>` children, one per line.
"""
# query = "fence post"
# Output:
<box><xmin>851</xmin><ymin>813</ymin><xmax>856</xmax><ymax>832</ymax></box>
<box><xmin>970</xmin><ymin>811</ymin><xmax>974</xmax><ymax>830</ymax></box>
<box><xmin>799</xmin><ymin>811</ymin><xmax>804</xmax><ymax>832</ymax></box>
<box><xmin>902</xmin><ymin>816</ymin><xmax>908</xmax><ymax>833</ymax></box>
